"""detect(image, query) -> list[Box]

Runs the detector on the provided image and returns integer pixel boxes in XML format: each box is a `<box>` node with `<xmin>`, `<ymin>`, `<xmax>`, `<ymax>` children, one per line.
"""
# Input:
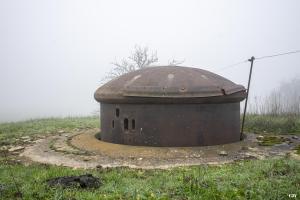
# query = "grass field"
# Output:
<box><xmin>0</xmin><ymin>115</ymin><xmax>300</xmax><ymax>199</ymax></box>
<box><xmin>0</xmin><ymin>158</ymin><xmax>299</xmax><ymax>200</ymax></box>
<box><xmin>243</xmin><ymin>114</ymin><xmax>300</xmax><ymax>134</ymax></box>
<box><xmin>0</xmin><ymin>116</ymin><xmax>99</xmax><ymax>146</ymax></box>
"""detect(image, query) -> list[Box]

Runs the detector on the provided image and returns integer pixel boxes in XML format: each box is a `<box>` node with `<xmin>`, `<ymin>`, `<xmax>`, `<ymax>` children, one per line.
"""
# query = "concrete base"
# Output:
<box><xmin>19</xmin><ymin>129</ymin><xmax>300</xmax><ymax>169</ymax></box>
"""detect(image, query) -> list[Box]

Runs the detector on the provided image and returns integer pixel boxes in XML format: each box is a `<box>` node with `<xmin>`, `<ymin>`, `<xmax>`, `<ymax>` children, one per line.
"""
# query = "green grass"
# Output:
<box><xmin>0</xmin><ymin>116</ymin><xmax>300</xmax><ymax>199</ymax></box>
<box><xmin>0</xmin><ymin>158</ymin><xmax>299</xmax><ymax>200</ymax></box>
<box><xmin>0</xmin><ymin>116</ymin><xmax>99</xmax><ymax>146</ymax></box>
<box><xmin>244</xmin><ymin>114</ymin><xmax>300</xmax><ymax>134</ymax></box>
<box><xmin>295</xmin><ymin>145</ymin><xmax>300</xmax><ymax>155</ymax></box>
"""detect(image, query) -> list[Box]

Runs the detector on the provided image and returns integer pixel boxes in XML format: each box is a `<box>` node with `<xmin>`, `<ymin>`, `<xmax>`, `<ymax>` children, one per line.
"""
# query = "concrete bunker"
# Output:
<box><xmin>94</xmin><ymin>66</ymin><xmax>246</xmax><ymax>147</ymax></box>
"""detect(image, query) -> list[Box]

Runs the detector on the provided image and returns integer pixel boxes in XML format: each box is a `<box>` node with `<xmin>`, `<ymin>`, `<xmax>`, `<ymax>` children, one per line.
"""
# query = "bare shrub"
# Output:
<box><xmin>168</xmin><ymin>59</ymin><xmax>185</xmax><ymax>66</ymax></box>
<box><xmin>249</xmin><ymin>78</ymin><xmax>300</xmax><ymax>116</ymax></box>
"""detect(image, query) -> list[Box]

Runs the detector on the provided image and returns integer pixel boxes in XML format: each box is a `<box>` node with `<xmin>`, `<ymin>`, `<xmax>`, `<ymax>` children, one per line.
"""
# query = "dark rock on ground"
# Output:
<box><xmin>218</xmin><ymin>151</ymin><xmax>228</xmax><ymax>156</ymax></box>
<box><xmin>241</xmin><ymin>155</ymin><xmax>257</xmax><ymax>160</ymax></box>
<box><xmin>292</xmin><ymin>136</ymin><xmax>298</xmax><ymax>140</ymax></box>
<box><xmin>46</xmin><ymin>174</ymin><xmax>101</xmax><ymax>189</ymax></box>
<box><xmin>8</xmin><ymin>146</ymin><xmax>25</xmax><ymax>152</ymax></box>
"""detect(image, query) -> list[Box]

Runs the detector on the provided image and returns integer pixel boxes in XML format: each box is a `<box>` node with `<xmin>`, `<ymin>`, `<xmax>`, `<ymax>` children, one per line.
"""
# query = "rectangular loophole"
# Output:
<box><xmin>112</xmin><ymin>120</ymin><xmax>114</xmax><ymax>128</ymax></box>
<box><xmin>124</xmin><ymin>118</ymin><xmax>128</xmax><ymax>130</ymax></box>
<box><xmin>116</xmin><ymin>108</ymin><xmax>120</xmax><ymax>117</ymax></box>
<box><xmin>132</xmin><ymin>119</ymin><xmax>135</xmax><ymax>130</ymax></box>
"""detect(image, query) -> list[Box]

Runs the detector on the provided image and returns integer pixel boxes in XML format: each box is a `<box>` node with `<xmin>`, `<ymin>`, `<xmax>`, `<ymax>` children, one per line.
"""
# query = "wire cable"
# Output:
<box><xmin>215</xmin><ymin>49</ymin><xmax>300</xmax><ymax>73</ymax></box>
<box><xmin>215</xmin><ymin>60</ymin><xmax>248</xmax><ymax>72</ymax></box>
<box><xmin>256</xmin><ymin>49</ymin><xmax>300</xmax><ymax>60</ymax></box>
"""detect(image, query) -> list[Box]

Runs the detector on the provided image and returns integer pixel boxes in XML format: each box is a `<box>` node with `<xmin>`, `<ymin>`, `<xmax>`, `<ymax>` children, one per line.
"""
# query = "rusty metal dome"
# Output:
<box><xmin>95</xmin><ymin>66</ymin><xmax>246</xmax><ymax>103</ymax></box>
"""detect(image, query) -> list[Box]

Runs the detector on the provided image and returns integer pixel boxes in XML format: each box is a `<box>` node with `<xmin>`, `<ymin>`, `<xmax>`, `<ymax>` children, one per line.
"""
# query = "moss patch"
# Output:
<box><xmin>257</xmin><ymin>136</ymin><xmax>289</xmax><ymax>146</ymax></box>
<box><xmin>295</xmin><ymin>145</ymin><xmax>300</xmax><ymax>155</ymax></box>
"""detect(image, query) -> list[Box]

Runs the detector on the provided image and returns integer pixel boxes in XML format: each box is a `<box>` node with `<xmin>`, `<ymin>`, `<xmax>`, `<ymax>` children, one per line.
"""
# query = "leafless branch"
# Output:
<box><xmin>168</xmin><ymin>59</ymin><xmax>185</xmax><ymax>66</ymax></box>
<box><xmin>102</xmin><ymin>45</ymin><xmax>158</xmax><ymax>82</ymax></box>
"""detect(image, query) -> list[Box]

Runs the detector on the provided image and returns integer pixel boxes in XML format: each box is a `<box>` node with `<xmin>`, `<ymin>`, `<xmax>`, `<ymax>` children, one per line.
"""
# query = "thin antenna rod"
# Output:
<box><xmin>240</xmin><ymin>56</ymin><xmax>255</xmax><ymax>139</ymax></box>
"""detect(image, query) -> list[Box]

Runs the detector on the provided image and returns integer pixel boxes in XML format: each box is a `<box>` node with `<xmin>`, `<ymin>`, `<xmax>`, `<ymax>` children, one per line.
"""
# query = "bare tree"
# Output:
<box><xmin>102</xmin><ymin>45</ymin><xmax>185</xmax><ymax>83</ymax></box>
<box><xmin>168</xmin><ymin>59</ymin><xmax>185</xmax><ymax>66</ymax></box>
<box><xmin>103</xmin><ymin>45</ymin><xmax>158</xmax><ymax>81</ymax></box>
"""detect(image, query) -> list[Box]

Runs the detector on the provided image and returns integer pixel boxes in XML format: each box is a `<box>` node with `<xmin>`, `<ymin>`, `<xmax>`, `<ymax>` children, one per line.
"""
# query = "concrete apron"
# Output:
<box><xmin>20</xmin><ymin>129</ymin><xmax>300</xmax><ymax>169</ymax></box>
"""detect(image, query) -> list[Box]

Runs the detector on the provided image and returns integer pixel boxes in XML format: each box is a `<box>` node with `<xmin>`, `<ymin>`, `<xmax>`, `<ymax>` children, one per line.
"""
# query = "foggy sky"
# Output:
<box><xmin>1</xmin><ymin>0</ymin><xmax>300</xmax><ymax>122</ymax></box>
